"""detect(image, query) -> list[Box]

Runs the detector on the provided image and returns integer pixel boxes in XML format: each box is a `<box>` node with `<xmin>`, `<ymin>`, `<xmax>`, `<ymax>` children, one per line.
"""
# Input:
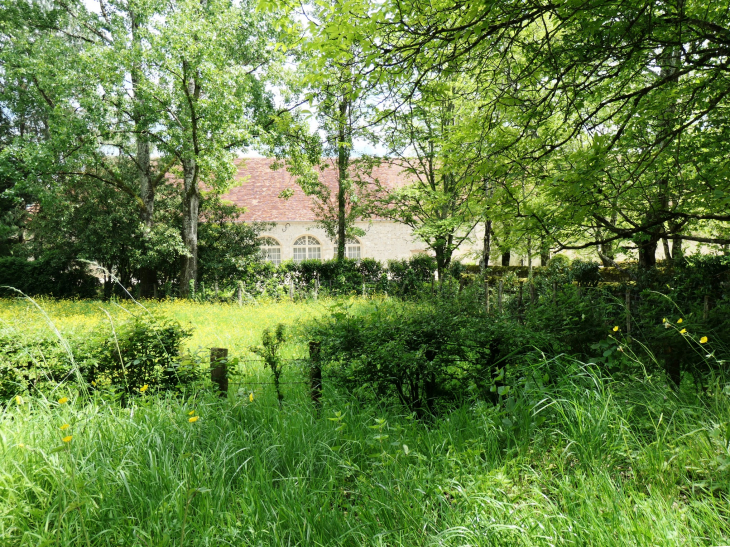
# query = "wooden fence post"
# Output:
<box><xmin>485</xmin><ymin>280</ymin><xmax>490</xmax><ymax>314</ymax></box>
<box><xmin>498</xmin><ymin>280</ymin><xmax>504</xmax><ymax>314</ymax></box>
<box><xmin>237</xmin><ymin>282</ymin><xmax>243</xmax><ymax>307</ymax></box>
<box><xmin>210</xmin><ymin>348</ymin><xmax>228</xmax><ymax>397</ymax></box>
<box><xmin>309</xmin><ymin>341</ymin><xmax>322</xmax><ymax>411</ymax></box>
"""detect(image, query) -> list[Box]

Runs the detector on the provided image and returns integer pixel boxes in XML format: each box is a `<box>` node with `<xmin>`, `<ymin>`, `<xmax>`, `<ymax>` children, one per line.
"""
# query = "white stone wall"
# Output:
<box><xmin>258</xmin><ymin>220</ymin><xmax>425</xmax><ymax>263</ymax></box>
<box><xmin>257</xmin><ymin>220</ymin><xmax>721</xmax><ymax>265</ymax></box>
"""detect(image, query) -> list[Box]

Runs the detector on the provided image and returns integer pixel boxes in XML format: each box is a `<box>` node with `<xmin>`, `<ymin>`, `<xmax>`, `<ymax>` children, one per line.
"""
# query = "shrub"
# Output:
<box><xmin>0</xmin><ymin>329</ymin><xmax>79</xmax><ymax>400</ymax></box>
<box><xmin>84</xmin><ymin>314</ymin><xmax>197</xmax><ymax>396</ymax></box>
<box><xmin>570</xmin><ymin>259</ymin><xmax>601</xmax><ymax>287</ymax></box>
<box><xmin>0</xmin><ymin>255</ymin><xmax>98</xmax><ymax>298</ymax></box>
<box><xmin>305</xmin><ymin>299</ymin><xmax>559</xmax><ymax>417</ymax></box>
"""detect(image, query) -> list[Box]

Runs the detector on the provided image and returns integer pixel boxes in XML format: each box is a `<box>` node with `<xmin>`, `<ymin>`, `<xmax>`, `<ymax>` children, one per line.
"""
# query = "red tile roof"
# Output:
<box><xmin>220</xmin><ymin>158</ymin><xmax>409</xmax><ymax>222</ymax></box>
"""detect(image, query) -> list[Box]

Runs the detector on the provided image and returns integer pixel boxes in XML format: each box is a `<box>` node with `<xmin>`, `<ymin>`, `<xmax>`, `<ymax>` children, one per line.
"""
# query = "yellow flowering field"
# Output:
<box><xmin>0</xmin><ymin>297</ymin><xmax>330</xmax><ymax>358</ymax></box>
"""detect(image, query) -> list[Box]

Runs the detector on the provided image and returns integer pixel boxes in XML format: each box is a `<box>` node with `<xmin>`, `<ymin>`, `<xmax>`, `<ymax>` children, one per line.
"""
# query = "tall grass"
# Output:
<box><xmin>1</xmin><ymin>298</ymin><xmax>729</xmax><ymax>545</ymax></box>
<box><xmin>2</xmin><ymin>363</ymin><xmax>730</xmax><ymax>545</ymax></box>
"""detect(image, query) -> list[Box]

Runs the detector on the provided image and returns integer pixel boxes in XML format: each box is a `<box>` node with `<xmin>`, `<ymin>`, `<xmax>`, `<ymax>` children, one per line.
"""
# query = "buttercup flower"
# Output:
<box><xmin>249</xmin><ymin>392</ymin><xmax>254</xmax><ymax>403</ymax></box>
<box><xmin>677</xmin><ymin>318</ymin><xmax>683</xmax><ymax>324</ymax></box>
<box><xmin>188</xmin><ymin>416</ymin><xmax>199</xmax><ymax>423</ymax></box>
<box><xmin>700</xmin><ymin>336</ymin><xmax>708</xmax><ymax>344</ymax></box>
<box><xmin>140</xmin><ymin>384</ymin><xmax>148</xmax><ymax>393</ymax></box>
<box><xmin>662</xmin><ymin>318</ymin><xmax>667</xmax><ymax>323</ymax></box>
<box><xmin>60</xmin><ymin>424</ymin><xmax>70</xmax><ymax>431</ymax></box>
<box><xmin>58</xmin><ymin>397</ymin><xmax>68</xmax><ymax>405</ymax></box>
<box><xmin>188</xmin><ymin>410</ymin><xmax>195</xmax><ymax>416</ymax></box>
<box><xmin>62</xmin><ymin>435</ymin><xmax>73</xmax><ymax>443</ymax></box>
<box><xmin>15</xmin><ymin>395</ymin><xmax>22</xmax><ymax>405</ymax></box>
<box><xmin>613</xmin><ymin>326</ymin><xmax>619</xmax><ymax>332</ymax></box>
<box><xmin>680</xmin><ymin>328</ymin><xmax>687</xmax><ymax>334</ymax></box>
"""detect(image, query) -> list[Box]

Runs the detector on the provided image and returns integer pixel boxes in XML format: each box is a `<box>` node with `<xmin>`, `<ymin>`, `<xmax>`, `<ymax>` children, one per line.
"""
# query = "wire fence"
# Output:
<box><xmin>225</xmin><ymin>358</ymin><xmax>313</xmax><ymax>387</ymax></box>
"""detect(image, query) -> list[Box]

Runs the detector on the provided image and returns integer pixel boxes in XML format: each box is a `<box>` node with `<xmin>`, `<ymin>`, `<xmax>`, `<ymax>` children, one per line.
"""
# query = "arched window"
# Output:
<box><xmin>259</xmin><ymin>237</ymin><xmax>281</xmax><ymax>266</ymax></box>
<box><xmin>293</xmin><ymin>235</ymin><xmax>321</xmax><ymax>262</ymax></box>
<box><xmin>346</xmin><ymin>237</ymin><xmax>361</xmax><ymax>259</ymax></box>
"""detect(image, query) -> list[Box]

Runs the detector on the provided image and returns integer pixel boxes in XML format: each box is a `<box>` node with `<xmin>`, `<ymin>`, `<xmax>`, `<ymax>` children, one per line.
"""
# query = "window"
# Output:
<box><xmin>259</xmin><ymin>237</ymin><xmax>281</xmax><ymax>266</ymax></box>
<box><xmin>293</xmin><ymin>235</ymin><xmax>321</xmax><ymax>262</ymax></box>
<box><xmin>346</xmin><ymin>237</ymin><xmax>361</xmax><ymax>259</ymax></box>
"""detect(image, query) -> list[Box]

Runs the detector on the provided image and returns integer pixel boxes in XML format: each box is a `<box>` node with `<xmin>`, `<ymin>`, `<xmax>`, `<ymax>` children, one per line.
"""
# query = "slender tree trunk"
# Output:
<box><xmin>482</xmin><ymin>219</ymin><xmax>492</xmax><ymax>271</ymax></box>
<box><xmin>131</xmin><ymin>10</ymin><xmax>157</xmax><ymax>298</ymax></box>
<box><xmin>137</xmin><ymin>135</ymin><xmax>157</xmax><ymax>297</ymax></box>
<box><xmin>640</xmin><ymin>43</ymin><xmax>680</xmax><ymax>271</ymax></box>
<box><xmin>662</xmin><ymin>237</ymin><xmax>672</xmax><ymax>263</ymax></box>
<box><xmin>336</xmin><ymin>99</ymin><xmax>349</xmax><ymax>261</ymax></box>
<box><xmin>671</xmin><ymin>236</ymin><xmax>683</xmax><ymax>260</ymax></box>
<box><xmin>180</xmin><ymin>158</ymin><xmax>199</xmax><ymax>297</ymax></box>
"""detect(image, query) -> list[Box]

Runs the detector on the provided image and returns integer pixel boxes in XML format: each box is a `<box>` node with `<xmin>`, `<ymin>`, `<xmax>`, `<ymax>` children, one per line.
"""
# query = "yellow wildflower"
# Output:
<box><xmin>188</xmin><ymin>410</ymin><xmax>195</xmax><ymax>416</ymax></box>
<box><xmin>188</xmin><ymin>416</ymin><xmax>199</xmax><ymax>423</ymax></box>
<box><xmin>17</xmin><ymin>443</ymin><xmax>24</xmax><ymax>448</ymax></box>
<box><xmin>249</xmin><ymin>392</ymin><xmax>254</xmax><ymax>403</ymax></box>
<box><xmin>662</xmin><ymin>318</ymin><xmax>667</xmax><ymax>323</ymax></box>
<box><xmin>139</xmin><ymin>384</ymin><xmax>149</xmax><ymax>393</ymax></box>
<box><xmin>60</xmin><ymin>424</ymin><xmax>70</xmax><ymax>431</ymax></box>
<box><xmin>612</xmin><ymin>326</ymin><xmax>619</xmax><ymax>332</ymax></box>
<box><xmin>15</xmin><ymin>395</ymin><xmax>22</xmax><ymax>405</ymax></box>
<box><xmin>62</xmin><ymin>436</ymin><xmax>73</xmax><ymax>443</ymax></box>
<box><xmin>680</xmin><ymin>328</ymin><xmax>687</xmax><ymax>334</ymax></box>
<box><xmin>677</xmin><ymin>318</ymin><xmax>683</xmax><ymax>324</ymax></box>
<box><xmin>58</xmin><ymin>397</ymin><xmax>68</xmax><ymax>405</ymax></box>
<box><xmin>700</xmin><ymin>336</ymin><xmax>708</xmax><ymax>344</ymax></box>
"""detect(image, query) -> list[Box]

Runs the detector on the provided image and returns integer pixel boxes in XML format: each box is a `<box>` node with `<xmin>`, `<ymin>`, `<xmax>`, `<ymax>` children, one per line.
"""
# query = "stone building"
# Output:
<box><xmin>221</xmin><ymin>158</ymin><xmax>465</xmax><ymax>265</ymax></box>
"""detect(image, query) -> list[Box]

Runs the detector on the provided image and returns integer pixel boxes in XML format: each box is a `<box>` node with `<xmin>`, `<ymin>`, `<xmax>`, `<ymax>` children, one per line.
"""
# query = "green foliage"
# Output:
<box><xmin>570</xmin><ymin>259</ymin><xmax>601</xmax><ymax>287</ymax></box>
<box><xmin>0</xmin><ymin>329</ymin><xmax>74</xmax><ymax>400</ymax></box>
<box><xmin>250</xmin><ymin>323</ymin><xmax>286</xmax><ymax>406</ymax></box>
<box><xmin>0</xmin><ymin>255</ymin><xmax>98</xmax><ymax>298</ymax></box>
<box><xmin>84</xmin><ymin>315</ymin><xmax>196</xmax><ymax>397</ymax></box>
<box><xmin>306</xmin><ymin>298</ymin><xmax>558</xmax><ymax>416</ymax></box>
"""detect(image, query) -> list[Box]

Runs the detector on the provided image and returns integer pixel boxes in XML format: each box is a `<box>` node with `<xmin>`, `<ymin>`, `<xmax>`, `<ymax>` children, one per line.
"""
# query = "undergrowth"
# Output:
<box><xmin>1</xmin><ymin>359</ymin><xmax>730</xmax><ymax>545</ymax></box>
<box><xmin>1</xmin><ymin>297</ymin><xmax>729</xmax><ymax>545</ymax></box>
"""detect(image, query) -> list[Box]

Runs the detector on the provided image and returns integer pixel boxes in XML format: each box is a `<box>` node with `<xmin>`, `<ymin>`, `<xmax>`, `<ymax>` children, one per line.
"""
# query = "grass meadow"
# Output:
<box><xmin>1</xmin><ymin>297</ymin><xmax>730</xmax><ymax>546</ymax></box>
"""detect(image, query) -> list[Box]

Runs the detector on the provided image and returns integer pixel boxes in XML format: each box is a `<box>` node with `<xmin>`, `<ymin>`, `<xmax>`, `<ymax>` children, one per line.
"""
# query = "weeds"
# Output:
<box><xmin>1</xmin><ymin>297</ymin><xmax>730</xmax><ymax>545</ymax></box>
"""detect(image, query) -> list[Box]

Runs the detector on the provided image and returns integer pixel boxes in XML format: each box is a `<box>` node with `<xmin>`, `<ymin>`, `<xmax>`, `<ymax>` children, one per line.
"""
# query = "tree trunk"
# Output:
<box><xmin>501</xmin><ymin>251</ymin><xmax>511</xmax><ymax>267</ymax></box>
<box><xmin>662</xmin><ymin>237</ymin><xmax>672</xmax><ymax>263</ymax></box>
<box><xmin>180</xmin><ymin>158</ymin><xmax>199</xmax><ymax>297</ymax></box>
<box><xmin>637</xmin><ymin>237</ymin><xmax>659</xmax><ymax>269</ymax></box>
<box><xmin>482</xmin><ymin>219</ymin><xmax>493</xmax><ymax>271</ymax></box>
<box><xmin>671</xmin><ymin>236</ymin><xmax>683</xmax><ymax>261</ymax></box>
<box><xmin>131</xmin><ymin>10</ymin><xmax>157</xmax><ymax>298</ymax></box>
<box><xmin>335</xmin><ymin>97</ymin><xmax>350</xmax><ymax>261</ymax></box>
<box><xmin>137</xmin><ymin>135</ymin><xmax>157</xmax><ymax>297</ymax></box>
<box><xmin>540</xmin><ymin>238</ymin><xmax>550</xmax><ymax>266</ymax></box>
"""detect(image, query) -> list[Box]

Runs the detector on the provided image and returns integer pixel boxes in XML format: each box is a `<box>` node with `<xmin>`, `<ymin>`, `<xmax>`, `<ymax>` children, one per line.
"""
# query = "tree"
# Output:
<box><xmin>344</xmin><ymin>0</ymin><xmax>730</xmax><ymax>266</ymax></box>
<box><xmin>143</xmin><ymin>0</ymin><xmax>280</xmax><ymax>294</ymax></box>
<box><xmin>271</xmin><ymin>0</ymin><xmax>379</xmax><ymax>261</ymax></box>
<box><xmin>1</xmin><ymin>0</ymin><xmax>285</xmax><ymax>295</ymax></box>
<box><xmin>374</xmin><ymin>80</ymin><xmax>484</xmax><ymax>278</ymax></box>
